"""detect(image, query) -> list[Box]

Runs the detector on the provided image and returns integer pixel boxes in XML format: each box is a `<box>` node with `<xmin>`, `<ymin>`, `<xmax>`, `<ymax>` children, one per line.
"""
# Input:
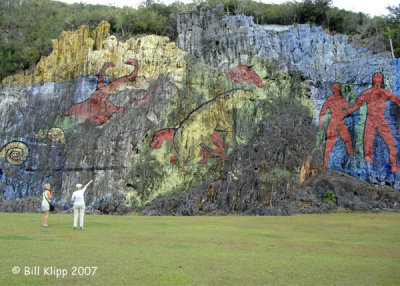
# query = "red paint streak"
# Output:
<box><xmin>150</xmin><ymin>128</ymin><xmax>176</xmax><ymax>149</ymax></box>
<box><xmin>319</xmin><ymin>83</ymin><xmax>353</xmax><ymax>168</ymax></box>
<box><xmin>227</xmin><ymin>65</ymin><xmax>263</xmax><ymax>88</ymax></box>
<box><xmin>170</xmin><ymin>156</ymin><xmax>178</xmax><ymax>164</ymax></box>
<box><xmin>199</xmin><ymin>130</ymin><xmax>232</xmax><ymax>164</ymax></box>
<box><xmin>150</xmin><ymin>129</ymin><xmax>231</xmax><ymax>165</ymax></box>
<box><xmin>344</xmin><ymin>72</ymin><xmax>400</xmax><ymax>172</ymax></box>
<box><xmin>65</xmin><ymin>59</ymin><xmax>139</xmax><ymax>126</ymax></box>
<box><xmin>132</xmin><ymin>86</ymin><xmax>162</xmax><ymax>105</ymax></box>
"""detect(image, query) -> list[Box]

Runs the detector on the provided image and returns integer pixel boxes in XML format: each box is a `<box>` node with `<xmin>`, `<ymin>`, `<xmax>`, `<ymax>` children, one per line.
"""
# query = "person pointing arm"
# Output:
<box><xmin>71</xmin><ymin>179</ymin><xmax>93</xmax><ymax>230</ymax></box>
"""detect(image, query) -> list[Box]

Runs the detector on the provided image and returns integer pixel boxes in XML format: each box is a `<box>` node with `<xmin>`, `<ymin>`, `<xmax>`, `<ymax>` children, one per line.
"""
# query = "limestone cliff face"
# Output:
<box><xmin>1</xmin><ymin>6</ymin><xmax>399</xmax><ymax>215</ymax></box>
<box><xmin>0</xmin><ymin>15</ymin><xmax>313</xmax><ymax>214</ymax></box>
<box><xmin>177</xmin><ymin>6</ymin><xmax>400</xmax><ymax>191</ymax></box>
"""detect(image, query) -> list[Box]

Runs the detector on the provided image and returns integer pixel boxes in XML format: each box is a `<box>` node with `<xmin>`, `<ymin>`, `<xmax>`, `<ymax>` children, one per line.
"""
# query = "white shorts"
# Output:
<box><xmin>41</xmin><ymin>201</ymin><xmax>50</xmax><ymax>212</ymax></box>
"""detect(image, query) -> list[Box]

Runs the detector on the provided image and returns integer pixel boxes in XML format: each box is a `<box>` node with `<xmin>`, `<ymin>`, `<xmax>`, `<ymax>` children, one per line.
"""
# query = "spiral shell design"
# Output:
<box><xmin>48</xmin><ymin>128</ymin><xmax>65</xmax><ymax>144</ymax></box>
<box><xmin>0</xmin><ymin>141</ymin><xmax>29</xmax><ymax>165</ymax></box>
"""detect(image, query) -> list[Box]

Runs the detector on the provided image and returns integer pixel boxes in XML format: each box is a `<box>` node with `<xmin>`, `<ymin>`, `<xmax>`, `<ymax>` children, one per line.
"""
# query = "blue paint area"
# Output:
<box><xmin>395</xmin><ymin>58</ymin><xmax>400</xmax><ymax>97</ymax></box>
<box><xmin>0</xmin><ymin>81</ymin><xmax>69</xmax><ymax>200</ymax></box>
<box><xmin>73</xmin><ymin>75</ymin><xmax>112</xmax><ymax>103</ymax></box>
<box><xmin>0</xmin><ymin>137</ymin><xmax>66</xmax><ymax>200</ymax></box>
<box><xmin>73</xmin><ymin>75</ymin><xmax>98</xmax><ymax>103</ymax></box>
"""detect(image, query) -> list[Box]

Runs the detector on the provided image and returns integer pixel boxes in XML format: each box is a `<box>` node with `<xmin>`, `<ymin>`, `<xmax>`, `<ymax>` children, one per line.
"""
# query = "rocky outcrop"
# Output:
<box><xmin>177</xmin><ymin>5</ymin><xmax>251</xmax><ymax>69</ymax></box>
<box><xmin>141</xmin><ymin>169</ymin><xmax>400</xmax><ymax>216</ymax></box>
<box><xmin>177</xmin><ymin>6</ymin><xmax>400</xmax><ymax>191</ymax></box>
<box><xmin>0</xmin><ymin>194</ymin><xmax>42</xmax><ymax>213</ymax></box>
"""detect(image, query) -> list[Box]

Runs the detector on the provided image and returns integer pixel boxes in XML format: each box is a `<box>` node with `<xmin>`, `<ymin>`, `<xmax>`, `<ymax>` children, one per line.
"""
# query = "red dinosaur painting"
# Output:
<box><xmin>318</xmin><ymin>83</ymin><xmax>353</xmax><ymax>168</ymax></box>
<box><xmin>65</xmin><ymin>59</ymin><xmax>159</xmax><ymax>126</ymax></box>
<box><xmin>227</xmin><ymin>65</ymin><xmax>263</xmax><ymax>88</ymax></box>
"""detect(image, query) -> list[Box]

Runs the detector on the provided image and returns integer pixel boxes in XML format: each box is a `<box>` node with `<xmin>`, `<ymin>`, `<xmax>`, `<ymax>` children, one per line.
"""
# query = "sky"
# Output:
<box><xmin>56</xmin><ymin>0</ymin><xmax>399</xmax><ymax>17</ymax></box>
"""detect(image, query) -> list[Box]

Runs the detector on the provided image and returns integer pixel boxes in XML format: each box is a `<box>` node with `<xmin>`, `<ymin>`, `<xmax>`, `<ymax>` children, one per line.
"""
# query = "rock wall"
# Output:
<box><xmin>177</xmin><ymin>6</ymin><xmax>400</xmax><ymax>190</ymax></box>
<box><xmin>1</xmin><ymin>16</ymin><xmax>310</xmax><ymax>213</ymax></box>
<box><xmin>1</xmin><ymin>6</ymin><xmax>399</xmax><ymax>215</ymax></box>
<box><xmin>0</xmin><ymin>22</ymin><xmax>187</xmax><ymax>213</ymax></box>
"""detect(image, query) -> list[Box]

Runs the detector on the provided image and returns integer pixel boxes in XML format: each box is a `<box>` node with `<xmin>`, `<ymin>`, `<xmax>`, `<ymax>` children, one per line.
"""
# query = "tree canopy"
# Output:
<box><xmin>0</xmin><ymin>0</ymin><xmax>398</xmax><ymax>81</ymax></box>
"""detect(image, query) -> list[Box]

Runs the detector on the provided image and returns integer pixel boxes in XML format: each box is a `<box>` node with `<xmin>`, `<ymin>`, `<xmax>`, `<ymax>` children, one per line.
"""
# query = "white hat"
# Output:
<box><xmin>76</xmin><ymin>184</ymin><xmax>83</xmax><ymax>188</ymax></box>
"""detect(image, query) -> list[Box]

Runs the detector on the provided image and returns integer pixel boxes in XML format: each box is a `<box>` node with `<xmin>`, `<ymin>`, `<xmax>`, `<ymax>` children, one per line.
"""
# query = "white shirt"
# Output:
<box><xmin>72</xmin><ymin>185</ymin><xmax>88</xmax><ymax>205</ymax></box>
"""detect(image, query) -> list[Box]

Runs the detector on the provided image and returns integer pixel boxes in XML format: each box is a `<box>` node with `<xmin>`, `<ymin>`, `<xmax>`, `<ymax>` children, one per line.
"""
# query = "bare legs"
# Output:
<box><xmin>42</xmin><ymin>210</ymin><xmax>49</xmax><ymax>227</ymax></box>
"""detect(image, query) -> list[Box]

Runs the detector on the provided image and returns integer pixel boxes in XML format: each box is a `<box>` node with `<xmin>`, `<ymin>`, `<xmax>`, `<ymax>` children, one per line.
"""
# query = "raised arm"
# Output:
<box><xmin>343</xmin><ymin>93</ymin><xmax>366</xmax><ymax>115</ymax></box>
<box><xmin>81</xmin><ymin>179</ymin><xmax>94</xmax><ymax>193</ymax></box>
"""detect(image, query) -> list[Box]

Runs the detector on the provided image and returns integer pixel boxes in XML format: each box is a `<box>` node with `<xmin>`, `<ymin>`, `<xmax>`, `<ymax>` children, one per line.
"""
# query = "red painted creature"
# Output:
<box><xmin>198</xmin><ymin>130</ymin><xmax>232</xmax><ymax>163</ymax></box>
<box><xmin>227</xmin><ymin>65</ymin><xmax>263</xmax><ymax>88</ymax></box>
<box><xmin>65</xmin><ymin>59</ymin><xmax>160</xmax><ymax>126</ymax></box>
<box><xmin>150</xmin><ymin>129</ymin><xmax>231</xmax><ymax>164</ymax></box>
<box><xmin>343</xmin><ymin>72</ymin><xmax>400</xmax><ymax>172</ymax></box>
<box><xmin>318</xmin><ymin>83</ymin><xmax>354</xmax><ymax>168</ymax></box>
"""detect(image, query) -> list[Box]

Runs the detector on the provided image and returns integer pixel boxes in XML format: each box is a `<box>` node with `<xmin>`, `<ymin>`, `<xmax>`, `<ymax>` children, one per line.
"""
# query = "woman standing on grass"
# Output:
<box><xmin>41</xmin><ymin>184</ymin><xmax>53</xmax><ymax>227</ymax></box>
<box><xmin>71</xmin><ymin>179</ymin><xmax>93</xmax><ymax>230</ymax></box>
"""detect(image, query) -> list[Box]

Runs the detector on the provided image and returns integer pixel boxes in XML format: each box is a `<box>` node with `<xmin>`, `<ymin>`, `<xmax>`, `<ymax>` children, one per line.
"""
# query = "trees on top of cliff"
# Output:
<box><xmin>200</xmin><ymin>0</ymin><xmax>398</xmax><ymax>56</ymax></box>
<box><xmin>0</xmin><ymin>0</ymin><xmax>398</xmax><ymax>82</ymax></box>
<box><xmin>0</xmin><ymin>0</ymin><xmax>182</xmax><ymax>81</ymax></box>
<box><xmin>385</xmin><ymin>4</ymin><xmax>400</xmax><ymax>57</ymax></box>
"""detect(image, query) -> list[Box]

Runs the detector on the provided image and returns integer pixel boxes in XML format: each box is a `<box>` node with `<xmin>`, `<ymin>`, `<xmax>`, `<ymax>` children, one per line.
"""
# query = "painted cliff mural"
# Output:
<box><xmin>1</xmin><ymin>9</ymin><xmax>400</xmax><ymax>214</ymax></box>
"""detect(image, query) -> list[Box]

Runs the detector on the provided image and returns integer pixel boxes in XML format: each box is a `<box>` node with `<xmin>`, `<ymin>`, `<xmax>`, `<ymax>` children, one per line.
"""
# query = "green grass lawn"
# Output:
<box><xmin>0</xmin><ymin>212</ymin><xmax>399</xmax><ymax>285</ymax></box>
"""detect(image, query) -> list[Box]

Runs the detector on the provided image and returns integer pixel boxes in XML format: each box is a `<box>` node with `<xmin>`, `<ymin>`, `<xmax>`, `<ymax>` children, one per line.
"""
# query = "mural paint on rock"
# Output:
<box><xmin>344</xmin><ymin>73</ymin><xmax>400</xmax><ymax>172</ymax></box>
<box><xmin>150</xmin><ymin>64</ymin><xmax>263</xmax><ymax>167</ymax></box>
<box><xmin>318</xmin><ymin>71</ymin><xmax>400</xmax><ymax>187</ymax></box>
<box><xmin>1</xmin><ymin>29</ymin><xmax>181</xmax><ymax>201</ymax></box>
<box><xmin>64</xmin><ymin>59</ymin><xmax>162</xmax><ymax>126</ymax></box>
<box><xmin>226</xmin><ymin>65</ymin><xmax>263</xmax><ymax>88</ymax></box>
<box><xmin>129</xmin><ymin>57</ymin><xmax>311</xmax><ymax>205</ymax></box>
<box><xmin>151</xmin><ymin>88</ymin><xmax>253</xmax><ymax>168</ymax></box>
<box><xmin>0</xmin><ymin>141</ymin><xmax>29</xmax><ymax>165</ymax></box>
<box><xmin>34</xmin><ymin>128</ymin><xmax>66</xmax><ymax>145</ymax></box>
<box><xmin>318</xmin><ymin>83</ymin><xmax>353</xmax><ymax>169</ymax></box>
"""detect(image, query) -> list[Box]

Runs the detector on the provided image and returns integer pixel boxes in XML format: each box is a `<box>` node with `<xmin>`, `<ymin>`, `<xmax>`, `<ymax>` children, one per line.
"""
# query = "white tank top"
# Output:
<box><xmin>72</xmin><ymin>189</ymin><xmax>85</xmax><ymax>204</ymax></box>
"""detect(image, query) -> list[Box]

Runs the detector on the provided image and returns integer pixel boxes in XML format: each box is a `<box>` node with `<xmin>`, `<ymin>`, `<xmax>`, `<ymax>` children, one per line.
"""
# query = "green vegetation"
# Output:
<box><xmin>323</xmin><ymin>190</ymin><xmax>337</xmax><ymax>203</ymax></box>
<box><xmin>0</xmin><ymin>0</ymin><xmax>399</xmax><ymax>82</ymax></box>
<box><xmin>0</xmin><ymin>212</ymin><xmax>399</xmax><ymax>285</ymax></box>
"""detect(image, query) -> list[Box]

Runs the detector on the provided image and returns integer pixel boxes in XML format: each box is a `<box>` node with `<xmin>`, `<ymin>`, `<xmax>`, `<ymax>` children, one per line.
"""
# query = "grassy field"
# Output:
<box><xmin>0</xmin><ymin>212</ymin><xmax>399</xmax><ymax>285</ymax></box>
